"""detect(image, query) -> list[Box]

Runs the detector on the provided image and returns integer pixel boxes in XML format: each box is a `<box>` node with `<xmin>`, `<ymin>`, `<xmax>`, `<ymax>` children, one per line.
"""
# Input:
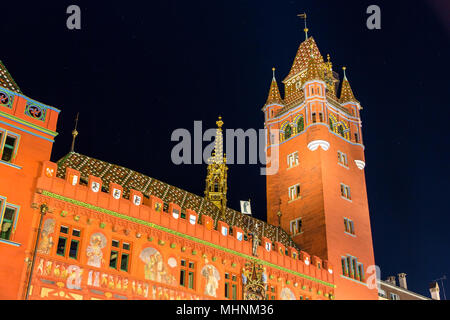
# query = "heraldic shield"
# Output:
<box><xmin>242</xmin><ymin>261</ymin><xmax>267</xmax><ymax>300</ymax></box>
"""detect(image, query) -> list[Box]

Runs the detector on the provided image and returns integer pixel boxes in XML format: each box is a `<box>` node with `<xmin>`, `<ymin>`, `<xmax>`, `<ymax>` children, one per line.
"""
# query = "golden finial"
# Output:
<box><xmin>216</xmin><ymin>116</ymin><xmax>224</xmax><ymax>129</ymax></box>
<box><xmin>70</xmin><ymin>112</ymin><xmax>79</xmax><ymax>153</ymax></box>
<box><xmin>272</xmin><ymin>67</ymin><xmax>276</xmax><ymax>79</ymax></box>
<box><xmin>297</xmin><ymin>13</ymin><xmax>308</xmax><ymax>40</ymax></box>
<box><xmin>342</xmin><ymin>66</ymin><xmax>347</xmax><ymax>80</ymax></box>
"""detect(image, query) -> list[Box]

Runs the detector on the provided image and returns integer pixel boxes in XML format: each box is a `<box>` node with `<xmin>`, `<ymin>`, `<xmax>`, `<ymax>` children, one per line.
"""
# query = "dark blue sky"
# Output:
<box><xmin>2</xmin><ymin>0</ymin><xmax>449</xmax><ymax>297</ymax></box>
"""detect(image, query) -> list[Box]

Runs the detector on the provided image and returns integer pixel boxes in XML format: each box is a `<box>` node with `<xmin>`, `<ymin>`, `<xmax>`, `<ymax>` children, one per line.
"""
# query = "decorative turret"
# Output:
<box><xmin>339</xmin><ymin>67</ymin><xmax>357</xmax><ymax>103</ymax></box>
<box><xmin>204</xmin><ymin>116</ymin><xmax>228</xmax><ymax>219</ymax></box>
<box><xmin>265</xmin><ymin>68</ymin><xmax>284</xmax><ymax>106</ymax></box>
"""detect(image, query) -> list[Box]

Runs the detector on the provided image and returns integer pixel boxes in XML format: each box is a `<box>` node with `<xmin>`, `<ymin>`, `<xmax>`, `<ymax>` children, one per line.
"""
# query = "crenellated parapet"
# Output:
<box><xmin>33</xmin><ymin>160</ymin><xmax>336</xmax><ymax>300</ymax></box>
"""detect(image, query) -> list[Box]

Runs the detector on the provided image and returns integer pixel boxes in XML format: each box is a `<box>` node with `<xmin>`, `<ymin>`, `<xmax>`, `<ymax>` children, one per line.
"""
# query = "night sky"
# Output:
<box><xmin>2</xmin><ymin>0</ymin><xmax>449</xmax><ymax>298</ymax></box>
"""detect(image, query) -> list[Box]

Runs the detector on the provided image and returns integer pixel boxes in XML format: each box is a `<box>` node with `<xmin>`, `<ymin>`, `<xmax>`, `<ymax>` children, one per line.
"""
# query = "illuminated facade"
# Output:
<box><xmin>0</xmin><ymin>30</ymin><xmax>377</xmax><ymax>300</ymax></box>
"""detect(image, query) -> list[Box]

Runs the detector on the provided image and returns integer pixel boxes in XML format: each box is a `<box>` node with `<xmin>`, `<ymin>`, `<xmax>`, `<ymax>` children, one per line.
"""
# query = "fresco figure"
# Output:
<box><xmin>201</xmin><ymin>264</ymin><xmax>220</xmax><ymax>297</ymax></box>
<box><xmin>86</xmin><ymin>233</ymin><xmax>107</xmax><ymax>268</ymax></box>
<box><xmin>139</xmin><ymin>247</ymin><xmax>175</xmax><ymax>285</ymax></box>
<box><xmin>37</xmin><ymin>219</ymin><xmax>55</xmax><ymax>254</ymax></box>
<box><xmin>280</xmin><ymin>287</ymin><xmax>296</xmax><ymax>300</ymax></box>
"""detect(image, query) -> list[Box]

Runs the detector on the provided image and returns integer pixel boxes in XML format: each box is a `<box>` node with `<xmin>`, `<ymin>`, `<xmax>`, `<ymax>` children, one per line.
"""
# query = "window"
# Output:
<box><xmin>312</xmin><ymin>113</ymin><xmax>317</xmax><ymax>123</ymax></box>
<box><xmin>390</xmin><ymin>293</ymin><xmax>400</xmax><ymax>300</ymax></box>
<box><xmin>341</xmin><ymin>255</ymin><xmax>364</xmax><ymax>282</ymax></box>
<box><xmin>0</xmin><ymin>131</ymin><xmax>18</xmax><ymax>163</ymax></box>
<box><xmin>284</xmin><ymin>125</ymin><xmax>292</xmax><ymax>140</ymax></box>
<box><xmin>340</xmin><ymin>183</ymin><xmax>351</xmax><ymax>200</ymax></box>
<box><xmin>109</xmin><ymin>239</ymin><xmax>131</xmax><ymax>272</ymax></box>
<box><xmin>180</xmin><ymin>259</ymin><xmax>195</xmax><ymax>290</ymax></box>
<box><xmin>56</xmin><ymin>225</ymin><xmax>81</xmax><ymax>260</ymax></box>
<box><xmin>266</xmin><ymin>286</ymin><xmax>277</xmax><ymax>300</ymax></box>
<box><xmin>288</xmin><ymin>184</ymin><xmax>301</xmax><ymax>201</ymax></box>
<box><xmin>297</xmin><ymin>117</ymin><xmax>304</xmax><ymax>133</ymax></box>
<box><xmin>295</xmin><ymin>82</ymin><xmax>301</xmax><ymax>89</ymax></box>
<box><xmin>225</xmin><ymin>273</ymin><xmax>239</xmax><ymax>300</ymax></box>
<box><xmin>287</xmin><ymin>152</ymin><xmax>299</xmax><ymax>168</ymax></box>
<box><xmin>0</xmin><ymin>205</ymin><xmax>17</xmax><ymax>240</ymax></box>
<box><xmin>354</xmin><ymin>133</ymin><xmax>359</xmax><ymax>143</ymax></box>
<box><xmin>290</xmin><ymin>218</ymin><xmax>302</xmax><ymax>235</ymax></box>
<box><xmin>338</xmin><ymin>151</ymin><xmax>348</xmax><ymax>167</ymax></box>
<box><xmin>319</xmin><ymin>113</ymin><xmax>323</xmax><ymax>122</ymax></box>
<box><xmin>344</xmin><ymin>218</ymin><xmax>355</xmax><ymax>235</ymax></box>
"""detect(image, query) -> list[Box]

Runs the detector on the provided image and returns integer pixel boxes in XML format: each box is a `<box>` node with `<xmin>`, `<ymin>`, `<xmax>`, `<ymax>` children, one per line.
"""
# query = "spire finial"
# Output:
<box><xmin>272</xmin><ymin>67</ymin><xmax>276</xmax><ymax>79</ymax></box>
<box><xmin>216</xmin><ymin>116</ymin><xmax>224</xmax><ymax>129</ymax></box>
<box><xmin>297</xmin><ymin>13</ymin><xmax>308</xmax><ymax>40</ymax></box>
<box><xmin>342</xmin><ymin>66</ymin><xmax>347</xmax><ymax>80</ymax></box>
<box><xmin>70</xmin><ymin>112</ymin><xmax>79</xmax><ymax>153</ymax></box>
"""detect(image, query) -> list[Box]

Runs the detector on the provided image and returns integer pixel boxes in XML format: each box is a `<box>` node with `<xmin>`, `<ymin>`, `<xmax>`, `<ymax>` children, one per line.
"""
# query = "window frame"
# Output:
<box><xmin>288</xmin><ymin>184</ymin><xmax>301</xmax><ymax>201</ymax></box>
<box><xmin>0</xmin><ymin>128</ymin><xmax>20</xmax><ymax>164</ymax></box>
<box><xmin>287</xmin><ymin>151</ymin><xmax>299</xmax><ymax>169</ymax></box>
<box><xmin>55</xmin><ymin>225</ymin><xmax>82</xmax><ymax>260</ymax></box>
<box><xmin>109</xmin><ymin>239</ymin><xmax>132</xmax><ymax>272</ymax></box>
<box><xmin>290</xmin><ymin>217</ymin><xmax>302</xmax><ymax>236</ymax></box>
<box><xmin>180</xmin><ymin>258</ymin><xmax>196</xmax><ymax>290</ymax></box>
<box><xmin>0</xmin><ymin>201</ymin><xmax>19</xmax><ymax>241</ymax></box>
<box><xmin>340</xmin><ymin>183</ymin><xmax>352</xmax><ymax>200</ymax></box>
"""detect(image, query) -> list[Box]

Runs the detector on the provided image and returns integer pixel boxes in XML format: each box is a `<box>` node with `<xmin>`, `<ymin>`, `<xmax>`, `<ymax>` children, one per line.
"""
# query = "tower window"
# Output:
<box><xmin>290</xmin><ymin>218</ymin><xmax>302</xmax><ymax>235</ymax></box>
<box><xmin>312</xmin><ymin>113</ymin><xmax>317</xmax><ymax>123</ymax></box>
<box><xmin>0</xmin><ymin>205</ymin><xmax>17</xmax><ymax>241</ymax></box>
<box><xmin>288</xmin><ymin>184</ymin><xmax>301</xmax><ymax>201</ymax></box>
<box><xmin>287</xmin><ymin>152</ymin><xmax>299</xmax><ymax>168</ymax></box>
<box><xmin>340</xmin><ymin>183</ymin><xmax>351</xmax><ymax>200</ymax></box>
<box><xmin>337</xmin><ymin>151</ymin><xmax>348</xmax><ymax>167</ymax></box>
<box><xmin>344</xmin><ymin>218</ymin><xmax>355</xmax><ymax>235</ymax></box>
<box><xmin>319</xmin><ymin>113</ymin><xmax>323</xmax><ymax>122</ymax></box>
<box><xmin>284</xmin><ymin>125</ymin><xmax>292</xmax><ymax>140</ymax></box>
<box><xmin>354</xmin><ymin>133</ymin><xmax>359</xmax><ymax>143</ymax></box>
<box><xmin>297</xmin><ymin>116</ymin><xmax>305</xmax><ymax>133</ymax></box>
<box><xmin>341</xmin><ymin>255</ymin><xmax>364</xmax><ymax>281</ymax></box>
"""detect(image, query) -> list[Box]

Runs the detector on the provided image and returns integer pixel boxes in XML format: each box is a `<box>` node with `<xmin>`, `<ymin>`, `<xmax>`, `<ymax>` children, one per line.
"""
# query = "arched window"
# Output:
<box><xmin>297</xmin><ymin>117</ymin><xmax>304</xmax><ymax>133</ymax></box>
<box><xmin>284</xmin><ymin>125</ymin><xmax>292</xmax><ymax>140</ymax></box>
<box><xmin>338</xmin><ymin>125</ymin><xmax>345</xmax><ymax>137</ymax></box>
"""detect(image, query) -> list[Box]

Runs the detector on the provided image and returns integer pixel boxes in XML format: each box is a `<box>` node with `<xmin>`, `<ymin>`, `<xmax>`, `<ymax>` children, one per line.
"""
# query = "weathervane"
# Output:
<box><xmin>297</xmin><ymin>13</ymin><xmax>308</xmax><ymax>40</ymax></box>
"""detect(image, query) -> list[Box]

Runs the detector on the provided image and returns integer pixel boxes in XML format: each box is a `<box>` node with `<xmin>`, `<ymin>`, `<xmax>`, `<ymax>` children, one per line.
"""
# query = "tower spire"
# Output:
<box><xmin>265</xmin><ymin>68</ymin><xmax>284</xmax><ymax>106</ymax></box>
<box><xmin>70</xmin><ymin>112</ymin><xmax>79</xmax><ymax>153</ymax></box>
<box><xmin>340</xmin><ymin>67</ymin><xmax>357</xmax><ymax>103</ymax></box>
<box><xmin>205</xmin><ymin>116</ymin><xmax>228</xmax><ymax>219</ymax></box>
<box><xmin>297</xmin><ymin>13</ymin><xmax>308</xmax><ymax>40</ymax></box>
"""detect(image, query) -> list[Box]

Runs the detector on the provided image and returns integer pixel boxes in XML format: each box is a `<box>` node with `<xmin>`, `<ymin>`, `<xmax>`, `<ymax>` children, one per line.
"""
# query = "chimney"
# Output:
<box><xmin>429</xmin><ymin>282</ymin><xmax>441</xmax><ymax>300</ymax></box>
<box><xmin>387</xmin><ymin>276</ymin><xmax>396</xmax><ymax>286</ymax></box>
<box><xmin>398</xmin><ymin>273</ymin><xmax>407</xmax><ymax>290</ymax></box>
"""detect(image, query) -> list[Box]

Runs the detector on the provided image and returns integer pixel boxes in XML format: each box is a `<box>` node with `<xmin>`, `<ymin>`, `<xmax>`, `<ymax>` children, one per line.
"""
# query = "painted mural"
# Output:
<box><xmin>37</xmin><ymin>218</ymin><xmax>55</xmax><ymax>254</ymax></box>
<box><xmin>201</xmin><ymin>264</ymin><xmax>220</xmax><ymax>297</ymax></box>
<box><xmin>139</xmin><ymin>247</ymin><xmax>176</xmax><ymax>285</ymax></box>
<box><xmin>280</xmin><ymin>287</ymin><xmax>296</xmax><ymax>300</ymax></box>
<box><xmin>86</xmin><ymin>232</ymin><xmax>107</xmax><ymax>268</ymax></box>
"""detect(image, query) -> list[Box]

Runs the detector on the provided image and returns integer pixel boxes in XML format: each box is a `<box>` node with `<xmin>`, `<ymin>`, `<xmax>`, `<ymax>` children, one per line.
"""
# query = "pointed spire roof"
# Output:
<box><xmin>340</xmin><ymin>67</ymin><xmax>357</xmax><ymax>103</ymax></box>
<box><xmin>305</xmin><ymin>53</ymin><xmax>324</xmax><ymax>81</ymax></box>
<box><xmin>0</xmin><ymin>60</ymin><xmax>22</xmax><ymax>93</ymax></box>
<box><xmin>284</xmin><ymin>37</ymin><xmax>324</xmax><ymax>82</ymax></box>
<box><xmin>265</xmin><ymin>68</ymin><xmax>284</xmax><ymax>106</ymax></box>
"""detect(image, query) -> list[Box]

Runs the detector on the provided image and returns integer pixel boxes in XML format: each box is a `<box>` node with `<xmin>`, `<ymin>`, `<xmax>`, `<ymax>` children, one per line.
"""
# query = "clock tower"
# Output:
<box><xmin>263</xmin><ymin>35</ymin><xmax>377</xmax><ymax>300</ymax></box>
